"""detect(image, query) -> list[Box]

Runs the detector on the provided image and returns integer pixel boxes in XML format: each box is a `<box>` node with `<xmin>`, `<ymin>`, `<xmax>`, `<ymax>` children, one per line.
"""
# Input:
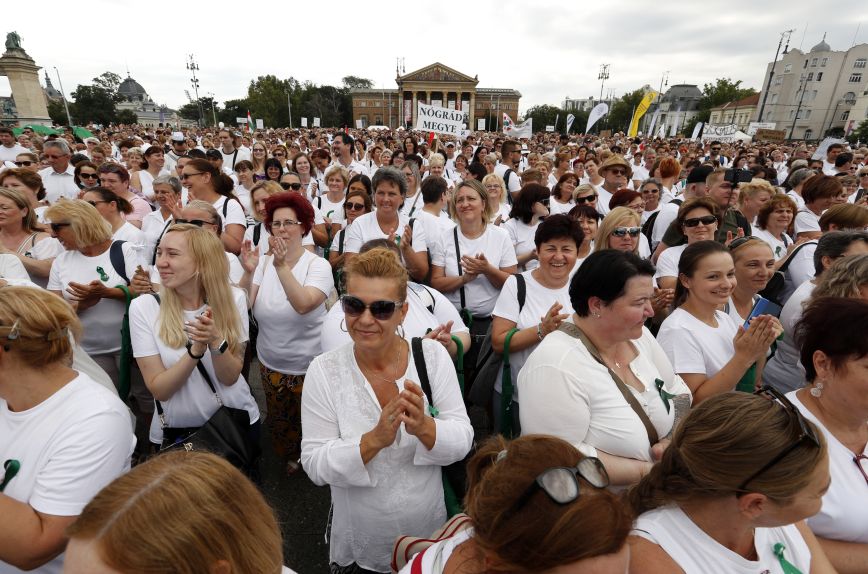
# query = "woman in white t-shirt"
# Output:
<box><xmin>329</xmin><ymin>187</ymin><xmax>372</xmax><ymax>292</ymax></box>
<box><xmin>82</xmin><ymin>187</ymin><xmax>146</xmax><ymax>249</ymax></box>
<box><xmin>0</xmin><ymin>287</ymin><xmax>134</xmax><ymax>573</ymax></box>
<box><xmin>46</xmin><ymin>200</ymin><xmax>142</xmax><ymax>379</ymax></box>
<box><xmin>65</xmin><ymin>451</ymin><xmax>295</xmax><ymax>574</ymax></box>
<box><xmin>726</xmin><ymin>236</ymin><xmax>776</xmax><ymax>324</ymax></box>
<box><xmin>753</xmin><ymin>193</ymin><xmax>797</xmax><ymax>261</ymax></box>
<box><xmin>569</xmin><ymin>203</ymin><xmax>601</xmax><ymax>262</ymax></box>
<box><xmin>130</xmin><ymin>224</ymin><xmax>258</xmax><ymax>450</ymax></box>
<box><xmin>481</xmin><ymin>173</ymin><xmax>510</xmax><ymax>225</ymax></box>
<box><xmin>130</xmin><ymin>146</ymin><xmax>169</xmax><ymax>202</ymax></box>
<box><xmin>657</xmin><ymin>241</ymin><xmax>782</xmax><ymax>404</ymax></box>
<box><xmin>291</xmin><ymin>152</ymin><xmax>319</xmax><ymax>199</ymax></box>
<box><xmin>233</xmin><ymin>160</ymin><xmax>257</xmax><ymax>219</ymax></box>
<box><xmin>490</xmin><ymin>215</ymin><xmax>581</xmax><ymax>434</ymax></box>
<box><xmin>628</xmin><ymin>392</ymin><xmax>834</xmax><ymax>574</ymax></box>
<box><xmin>549</xmin><ymin>172</ymin><xmax>578</xmax><ymax>216</ymax></box>
<box><xmin>594</xmin><ymin>206</ymin><xmax>651</xmax><ymax>259</ymax></box>
<box><xmin>181</xmin><ymin>158</ymin><xmax>246</xmax><ymax>254</ymax></box>
<box><xmin>141</xmin><ymin>175</ymin><xmax>183</xmax><ymax>265</ymax></box>
<box><xmin>787</xmin><ymin>298</ymin><xmax>868</xmax><ymax>573</ymax></box>
<box><xmin>399</xmin><ymin>160</ymin><xmax>423</xmax><ymax>218</ymax></box>
<box><xmin>519</xmin><ymin>250</ymin><xmax>690</xmax><ymax>487</ymax></box>
<box><xmin>239</xmin><ymin>191</ymin><xmax>332</xmax><ymax>475</ymax></box>
<box><xmin>399</xmin><ymin>435</ymin><xmax>631</xmax><ymax>574</ymax></box>
<box><xmin>243</xmin><ymin>180</ymin><xmax>283</xmax><ymax>256</ymax></box>
<box><xmin>654</xmin><ymin>197</ymin><xmax>722</xmax><ymax>291</ymax></box>
<box><xmin>0</xmin><ymin>186</ymin><xmax>63</xmax><ymax>288</ymax></box>
<box><xmin>795</xmin><ymin>174</ymin><xmax>848</xmax><ymax>241</ymax></box>
<box><xmin>502</xmin><ymin>183</ymin><xmax>550</xmax><ymax>272</ymax></box>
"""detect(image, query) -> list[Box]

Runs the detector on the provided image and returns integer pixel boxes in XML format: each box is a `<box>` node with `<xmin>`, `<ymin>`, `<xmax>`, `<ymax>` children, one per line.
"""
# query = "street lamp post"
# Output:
<box><xmin>789</xmin><ymin>75</ymin><xmax>809</xmax><ymax>140</ymax></box>
<box><xmin>186</xmin><ymin>55</ymin><xmax>203</xmax><ymax>128</ymax></box>
<box><xmin>758</xmin><ymin>29</ymin><xmax>795</xmax><ymax>123</ymax></box>
<box><xmin>207</xmin><ymin>92</ymin><xmax>217</xmax><ymax>126</ymax></box>
<box><xmin>53</xmin><ymin>66</ymin><xmax>73</xmax><ymax>126</ymax></box>
<box><xmin>598</xmin><ymin>64</ymin><xmax>610</xmax><ymax>133</ymax></box>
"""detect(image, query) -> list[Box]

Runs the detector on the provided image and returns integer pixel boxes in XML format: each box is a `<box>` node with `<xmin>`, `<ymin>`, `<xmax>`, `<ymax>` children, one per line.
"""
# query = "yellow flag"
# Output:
<box><xmin>628</xmin><ymin>90</ymin><xmax>658</xmax><ymax>137</ymax></box>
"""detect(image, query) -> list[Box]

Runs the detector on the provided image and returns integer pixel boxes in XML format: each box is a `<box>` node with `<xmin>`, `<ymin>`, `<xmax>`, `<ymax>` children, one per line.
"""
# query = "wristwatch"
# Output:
<box><xmin>210</xmin><ymin>339</ymin><xmax>229</xmax><ymax>355</ymax></box>
<box><xmin>186</xmin><ymin>340</ymin><xmax>205</xmax><ymax>360</ymax></box>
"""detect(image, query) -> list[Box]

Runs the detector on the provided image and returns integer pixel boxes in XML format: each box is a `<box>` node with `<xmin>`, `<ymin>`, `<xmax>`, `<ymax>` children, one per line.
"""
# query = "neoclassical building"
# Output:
<box><xmin>351</xmin><ymin>62</ymin><xmax>521</xmax><ymax>131</ymax></box>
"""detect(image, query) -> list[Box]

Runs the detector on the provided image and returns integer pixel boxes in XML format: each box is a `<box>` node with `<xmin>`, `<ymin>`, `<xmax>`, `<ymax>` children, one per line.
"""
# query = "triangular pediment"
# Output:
<box><xmin>399</xmin><ymin>62</ymin><xmax>478</xmax><ymax>85</ymax></box>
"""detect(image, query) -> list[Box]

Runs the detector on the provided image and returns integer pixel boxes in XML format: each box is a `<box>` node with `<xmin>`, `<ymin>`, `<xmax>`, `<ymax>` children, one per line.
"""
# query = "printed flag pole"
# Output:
<box><xmin>246</xmin><ymin>110</ymin><xmax>253</xmax><ymax>133</ymax></box>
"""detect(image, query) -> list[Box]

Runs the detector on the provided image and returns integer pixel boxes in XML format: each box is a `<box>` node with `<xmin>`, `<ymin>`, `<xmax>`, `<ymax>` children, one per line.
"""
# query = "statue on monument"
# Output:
<box><xmin>5</xmin><ymin>31</ymin><xmax>22</xmax><ymax>51</ymax></box>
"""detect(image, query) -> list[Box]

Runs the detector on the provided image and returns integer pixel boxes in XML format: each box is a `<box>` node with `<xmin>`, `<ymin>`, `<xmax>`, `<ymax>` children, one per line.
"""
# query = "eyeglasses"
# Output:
<box><xmin>607</xmin><ymin>168</ymin><xmax>628</xmax><ymax>176</ymax></box>
<box><xmin>575</xmin><ymin>194</ymin><xmax>597</xmax><ymax>204</ymax></box>
<box><xmin>854</xmin><ymin>454</ymin><xmax>868</xmax><ymax>486</ymax></box>
<box><xmin>174</xmin><ymin>218</ymin><xmax>214</xmax><ymax>227</ymax></box>
<box><xmin>79</xmin><ymin>173</ymin><xmax>99</xmax><ymax>180</ymax></box>
<box><xmin>13</xmin><ymin>161</ymin><xmax>33</xmax><ymax>167</ymax></box>
<box><xmin>345</xmin><ymin>202</ymin><xmax>366</xmax><ymax>211</ymax></box>
<box><xmin>273</xmin><ymin>152</ymin><xmax>285</xmax><ymax>157</ymax></box>
<box><xmin>270</xmin><ymin>219</ymin><xmax>302</xmax><ymax>229</ymax></box>
<box><xmin>341</xmin><ymin>295</ymin><xmax>404</xmax><ymax>320</ymax></box>
<box><xmin>683</xmin><ymin>215</ymin><xmax>718</xmax><ymax>228</ymax></box>
<box><xmin>85</xmin><ymin>200</ymin><xmax>109</xmax><ymax>207</ymax></box>
<box><xmin>505</xmin><ymin>456</ymin><xmax>609</xmax><ymax>517</ymax></box>
<box><xmin>280</xmin><ymin>182</ymin><xmax>302</xmax><ymax>191</ymax></box>
<box><xmin>49</xmin><ymin>222</ymin><xmax>72</xmax><ymax>232</ymax></box>
<box><xmin>612</xmin><ymin>226</ymin><xmax>641</xmax><ymax>237</ymax></box>
<box><xmin>738</xmin><ymin>386</ymin><xmax>821</xmax><ymax>491</ymax></box>
<box><xmin>180</xmin><ymin>172</ymin><xmax>204</xmax><ymax>180</ymax></box>
<box><xmin>642</xmin><ymin>187</ymin><xmax>660</xmax><ymax>194</ymax></box>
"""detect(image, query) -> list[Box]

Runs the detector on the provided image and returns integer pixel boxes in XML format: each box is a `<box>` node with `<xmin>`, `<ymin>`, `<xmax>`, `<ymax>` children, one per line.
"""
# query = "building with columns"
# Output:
<box><xmin>351</xmin><ymin>62</ymin><xmax>520</xmax><ymax>131</ymax></box>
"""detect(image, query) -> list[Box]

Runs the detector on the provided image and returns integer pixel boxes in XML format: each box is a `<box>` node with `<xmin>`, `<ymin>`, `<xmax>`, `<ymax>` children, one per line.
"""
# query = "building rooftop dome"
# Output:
<box><xmin>810</xmin><ymin>35</ymin><xmax>831</xmax><ymax>53</ymax></box>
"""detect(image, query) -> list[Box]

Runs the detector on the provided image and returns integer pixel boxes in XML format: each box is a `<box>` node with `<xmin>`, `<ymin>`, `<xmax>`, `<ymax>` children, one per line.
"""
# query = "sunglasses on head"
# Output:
<box><xmin>612</xmin><ymin>226</ymin><xmax>641</xmax><ymax>237</ymax></box>
<box><xmin>504</xmin><ymin>456</ymin><xmax>609</xmax><ymax>518</ymax></box>
<box><xmin>683</xmin><ymin>215</ymin><xmax>718</xmax><ymax>228</ymax></box>
<box><xmin>575</xmin><ymin>194</ymin><xmax>597</xmax><ymax>204</ymax></box>
<box><xmin>280</xmin><ymin>182</ymin><xmax>302</xmax><ymax>191</ymax></box>
<box><xmin>174</xmin><ymin>218</ymin><xmax>213</xmax><ymax>227</ymax></box>
<box><xmin>341</xmin><ymin>295</ymin><xmax>403</xmax><ymax>320</ymax></box>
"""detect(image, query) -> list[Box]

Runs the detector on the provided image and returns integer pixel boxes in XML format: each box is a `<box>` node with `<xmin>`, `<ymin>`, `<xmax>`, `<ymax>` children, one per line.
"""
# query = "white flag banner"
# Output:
<box><xmin>355</xmin><ymin>119</ymin><xmax>363</xmax><ymax>129</ymax></box>
<box><xmin>669</xmin><ymin>115</ymin><xmax>680</xmax><ymax>137</ymax></box>
<box><xmin>256</xmin><ymin>119</ymin><xmax>264</xmax><ymax>130</ymax></box>
<box><xmin>690</xmin><ymin>122</ymin><xmax>704</xmax><ymax>140</ymax></box>
<box><xmin>554</xmin><ymin>113</ymin><xmax>560</xmax><ymax>131</ymax></box>
<box><xmin>313</xmin><ymin>117</ymin><xmax>320</xmax><ymax>127</ymax></box>
<box><xmin>586</xmin><ymin>103</ymin><xmax>608</xmax><ymax>133</ymax></box>
<box><xmin>656</xmin><ymin>124</ymin><xmax>665</xmax><ymax>138</ymax></box>
<box><xmin>301</xmin><ymin>117</ymin><xmax>308</xmax><ymax>127</ymax></box>
<box><xmin>647</xmin><ymin>108</ymin><xmax>661</xmax><ymax>138</ymax></box>
<box><xmin>566</xmin><ymin>113</ymin><xmax>575</xmax><ymax>133</ymax></box>
<box><xmin>414</xmin><ymin>102</ymin><xmax>465</xmax><ymax>135</ymax></box>
<box><xmin>477</xmin><ymin>118</ymin><xmax>486</xmax><ymax>131</ymax></box>
<box><xmin>506</xmin><ymin>118</ymin><xmax>533</xmax><ymax>139</ymax></box>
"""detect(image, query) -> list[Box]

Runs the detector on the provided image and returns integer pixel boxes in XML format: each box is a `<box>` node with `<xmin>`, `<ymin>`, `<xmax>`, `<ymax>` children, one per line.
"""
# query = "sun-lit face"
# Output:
<box><xmin>681</xmin><ymin>251</ymin><xmax>736</xmax><ymax>308</ymax></box>
<box><xmin>733</xmin><ymin>242</ymin><xmax>775</xmax><ymax>295</ymax></box>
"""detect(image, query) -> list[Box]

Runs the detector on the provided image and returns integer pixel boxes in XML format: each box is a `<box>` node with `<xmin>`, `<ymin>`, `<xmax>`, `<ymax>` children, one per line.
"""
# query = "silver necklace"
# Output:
<box><xmin>356</xmin><ymin>340</ymin><xmax>403</xmax><ymax>384</ymax></box>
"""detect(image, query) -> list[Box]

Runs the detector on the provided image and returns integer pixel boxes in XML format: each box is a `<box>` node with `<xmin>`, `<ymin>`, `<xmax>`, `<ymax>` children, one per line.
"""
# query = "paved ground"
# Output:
<box><xmin>248</xmin><ymin>361</ymin><xmax>332</xmax><ymax>573</ymax></box>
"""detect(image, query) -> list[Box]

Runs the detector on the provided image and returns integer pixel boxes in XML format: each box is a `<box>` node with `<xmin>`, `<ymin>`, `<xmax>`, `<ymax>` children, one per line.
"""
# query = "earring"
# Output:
<box><xmin>592</xmin><ymin>311</ymin><xmax>601</xmax><ymax>319</ymax></box>
<box><xmin>810</xmin><ymin>381</ymin><xmax>824</xmax><ymax>398</ymax></box>
<box><xmin>396</xmin><ymin>324</ymin><xmax>406</xmax><ymax>339</ymax></box>
<box><xmin>339</xmin><ymin>318</ymin><xmax>347</xmax><ymax>333</ymax></box>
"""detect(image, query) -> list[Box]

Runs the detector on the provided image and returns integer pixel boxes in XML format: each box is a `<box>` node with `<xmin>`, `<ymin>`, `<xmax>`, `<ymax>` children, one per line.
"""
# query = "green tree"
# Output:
<box><xmin>92</xmin><ymin>71</ymin><xmax>123</xmax><ymax>98</ymax></box>
<box><xmin>608</xmin><ymin>89</ymin><xmax>646</xmax><ymax>133</ymax></box>
<box><xmin>218</xmin><ymin>98</ymin><xmax>251</xmax><ymax>128</ymax></box>
<box><xmin>342</xmin><ymin>76</ymin><xmax>374</xmax><ymax>89</ymax></box>
<box><xmin>699</xmin><ymin>78</ymin><xmax>756</xmax><ymax>110</ymax></box>
<box><xmin>115</xmin><ymin>109</ymin><xmax>138</xmax><ymax>125</ymax></box>
<box><xmin>247</xmin><ymin>75</ymin><xmax>292</xmax><ymax>127</ymax></box>
<box><xmin>847</xmin><ymin>118</ymin><xmax>868</xmax><ymax>145</ymax></box>
<box><xmin>69</xmin><ymin>84</ymin><xmax>118</xmax><ymax>125</ymax></box>
<box><xmin>47</xmin><ymin>99</ymin><xmax>69</xmax><ymax>126</ymax></box>
<box><xmin>179</xmin><ymin>96</ymin><xmax>219</xmax><ymax>124</ymax></box>
<box><xmin>523</xmin><ymin>105</ymin><xmax>562</xmax><ymax>131</ymax></box>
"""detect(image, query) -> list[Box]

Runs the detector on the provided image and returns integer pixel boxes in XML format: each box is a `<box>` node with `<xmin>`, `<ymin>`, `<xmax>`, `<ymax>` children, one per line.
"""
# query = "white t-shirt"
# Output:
<box><xmin>47</xmin><ymin>242</ymin><xmax>142</xmax><ymax>355</ymax></box>
<box><xmin>430</xmin><ymin>224</ymin><xmax>517</xmax><ymax>317</ymax></box>
<box><xmin>219</xmin><ymin>147</ymin><xmax>251</xmax><ymax>171</ymax></box>
<box><xmin>753</xmin><ymin>227</ymin><xmax>793</xmax><ymax>261</ymax></box>
<box><xmin>113</xmin><ymin>221</ymin><xmax>146</xmax><ymax>249</ymax></box>
<box><xmin>0</xmin><ymin>373</ymin><xmax>135</xmax><ymax>574</ymax></box>
<box><xmin>632</xmin><ymin>164</ymin><xmax>650</xmax><ymax>182</ymax></box>
<box><xmin>786</xmin><ymin>241</ymin><xmax>817</xmax><ymax>292</ymax></box>
<box><xmin>141</xmin><ymin>211</ymin><xmax>172</xmax><ymax>264</ymax></box>
<box><xmin>313</xmin><ymin>194</ymin><xmax>347</xmax><ymax>226</ymax></box>
<box><xmin>633</xmin><ymin>505</ymin><xmax>811</xmax><ymax>574</ymax></box>
<box><xmin>494</xmin><ymin>163</ymin><xmax>521</xmax><ymax>194</ymax></box>
<box><xmin>252</xmin><ymin>250</ymin><xmax>333</xmax><ymax>374</ymax></box>
<box><xmin>129</xmin><ymin>288</ymin><xmax>259</xmax><ymax>444</ymax></box>
<box><xmin>790</xmin><ymin>392</ymin><xmax>868</xmax><ymax>543</ymax></box>
<box><xmin>38</xmin><ymin>165</ymin><xmax>79</xmax><ymax>204</ymax></box>
<box><xmin>0</xmin><ymin>143</ymin><xmax>28</xmax><ymax>163</ymax></box>
<box><xmin>344</xmin><ymin>211</ymin><xmax>428</xmax><ymax>255</ymax></box>
<box><xmin>320</xmin><ymin>282</ymin><xmax>468</xmax><ymax>353</ymax></box>
<box><xmin>651</xmin><ymin>200</ymin><xmax>681</xmax><ymax>249</ymax></box>
<box><xmin>492</xmin><ymin>271</ymin><xmax>574</xmax><ymax>397</ymax></box>
<box><xmin>213</xmin><ymin>195</ymin><xmax>248</xmax><ymax>229</ymax></box>
<box><xmin>794</xmin><ymin>207</ymin><xmax>820</xmax><ymax>235</ymax></box>
<box><xmin>0</xmin><ymin>253</ymin><xmax>29</xmax><ymax>282</ymax></box>
<box><xmin>502</xmin><ymin>218</ymin><xmax>540</xmax><ymax>272</ymax></box>
<box><xmin>762</xmin><ymin>280</ymin><xmax>814</xmax><ymax>393</ymax></box>
<box><xmin>657</xmin><ymin>308</ymin><xmax>739</xmax><ymax>379</ymax></box>
<box><xmin>14</xmin><ymin>236</ymin><xmax>64</xmax><ymax>289</ymax></box>
<box><xmin>594</xmin><ymin>184</ymin><xmax>613</xmax><ymax>216</ymax></box>
<box><xmin>787</xmin><ymin>190</ymin><xmax>806</xmax><ymax>210</ymax></box>
<box><xmin>399</xmin><ymin>191</ymin><xmax>424</xmax><ymax>219</ymax></box>
<box><xmin>518</xmin><ymin>323</ymin><xmax>691</xmax><ymax>461</ymax></box>
<box><xmin>413</xmin><ymin>210</ymin><xmax>455</xmax><ymax>252</ymax></box>
<box><xmin>548</xmin><ymin>197</ymin><xmax>575</xmax><ymax>216</ymax></box>
<box><xmin>653</xmin><ymin>244</ymin><xmax>687</xmax><ymax>282</ymax></box>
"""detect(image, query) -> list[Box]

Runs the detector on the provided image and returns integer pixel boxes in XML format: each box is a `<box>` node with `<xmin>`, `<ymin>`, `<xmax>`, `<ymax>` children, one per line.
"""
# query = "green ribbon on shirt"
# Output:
<box><xmin>774</xmin><ymin>543</ymin><xmax>803</xmax><ymax>574</ymax></box>
<box><xmin>1</xmin><ymin>459</ymin><xmax>20</xmax><ymax>493</ymax></box>
<box><xmin>655</xmin><ymin>378</ymin><xmax>676</xmax><ymax>414</ymax></box>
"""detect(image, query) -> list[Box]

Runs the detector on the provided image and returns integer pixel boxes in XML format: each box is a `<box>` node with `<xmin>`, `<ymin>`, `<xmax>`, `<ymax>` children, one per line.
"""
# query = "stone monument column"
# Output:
<box><xmin>0</xmin><ymin>32</ymin><xmax>52</xmax><ymax>126</ymax></box>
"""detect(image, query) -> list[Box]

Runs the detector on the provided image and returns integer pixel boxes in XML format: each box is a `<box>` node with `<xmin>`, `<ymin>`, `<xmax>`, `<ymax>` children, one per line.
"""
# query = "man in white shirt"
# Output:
<box><xmin>596</xmin><ymin>154</ymin><xmax>633</xmax><ymax>215</ymax></box>
<box><xmin>822</xmin><ymin>143</ymin><xmax>844</xmax><ymax>176</ymax></box>
<box><xmin>164</xmin><ymin>131</ymin><xmax>188</xmax><ymax>173</ymax></box>
<box><xmin>702</xmin><ymin>141</ymin><xmax>730</xmax><ymax>167</ymax></box>
<box><xmin>330</xmin><ymin>132</ymin><xmax>368</xmax><ymax>177</ymax></box>
<box><xmin>0</xmin><ymin>127</ymin><xmax>29</xmax><ymax>163</ymax></box>
<box><xmin>217</xmin><ymin>129</ymin><xmax>250</xmax><ymax>173</ymax></box>
<box><xmin>494</xmin><ymin>140</ymin><xmax>522</xmax><ymax>200</ymax></box>
<box><xmin>631</xmin><ymin>147</ymin><xmax>656</xmax><ymax>186</ymax></box>
<box><xmin>38</xmin><ymin>140</ymin><xmax>80</xmax><ymax>203</ymax></box>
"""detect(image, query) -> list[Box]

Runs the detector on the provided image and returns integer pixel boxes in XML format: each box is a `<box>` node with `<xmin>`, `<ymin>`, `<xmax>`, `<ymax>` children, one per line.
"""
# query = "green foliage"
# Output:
<box><xmin>342</xmin><ymin>76</ymin><xmax>374</xmax><ymax>89</ymax></box>
<box><xmin>69</xmin><ymin>84</ymin><xmax>118</xmax><ymax>126</ymax></box>
<box><xmin>47</xmin><ymin>99</ymin><xmax>69</xmax><ymax>126</ymax></box>
<box><xmin>217</xmin><ymin>98</ymin><xmax>250</xmax><ymax>127</ymax></box>
<box><xmin>179</xmin><ymin>96</ymin><xmax>219</xmax><ymax>124</ymax></box>
<box><xmin>523</xmin><ymin>105</ymin><xmax>562</xmax><ymax>130</ymax></box>
<box><xmin>847</xmin><ymin>119</ymin><xmax>868</xmax><ymax>145</ymax></box>
<box><xmin>699</xmin><ymin>78</ymin><xmax>756</xmax><ymax>110</ymax></box>
<box><xmin>609</xmin><ymin>89</ymin><xmax>646</xmax><ymax>133</ymax></box>
<box><xmin>92</xmin><ymin>72</ymin><xmax>123</xmax><ymax>99</ymax></box>
<box><xmin>115</xmin><ymin>109</ymin><xmax>138</xmax><ymax>125</ymax></box>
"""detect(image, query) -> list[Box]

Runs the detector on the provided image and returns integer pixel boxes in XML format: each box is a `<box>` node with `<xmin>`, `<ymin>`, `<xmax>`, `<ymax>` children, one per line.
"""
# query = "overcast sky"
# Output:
<box><xmin>3</xmin><ymin>0</ymin><xmax>866</xmax><ymax>116</ymax></box>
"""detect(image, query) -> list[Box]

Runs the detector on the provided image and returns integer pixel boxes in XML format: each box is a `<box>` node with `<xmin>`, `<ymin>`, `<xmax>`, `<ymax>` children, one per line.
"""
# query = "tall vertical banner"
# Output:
<box><xmin>628</xmin><ymin>91</ymin><xmax>657</xmax><ymax>137</ymax></box>
<box><xmin>690</xmin><ymin>122</ymin><xmax>704</xmax><ymax>140</ymax></box>
<box><xmin>647</xmin><ymin>108</ymin><xmax>661</xmax><ymax>138</ymax></box>
<box><xmin>586</xmin><ymin>103</ymin><xmax>609</xmax><ymax>133</ymax></box>
<box><xmin>246</xmin><ymin>111</ymin><xmax>253</xmax><ymax>132</ymax></box>
<box><xmin>477</xmin><ymin>118</ymin><xmax>486</xmax><ymax>131</ymax></box>
<box><xmin>301</xmin><ymin>117</ymin><xmax>308</xmax><ymax>127</ymax></box>
<box><xmin>566</xmin><ymin>113</ymin><xmax>575</xmax><ymax>133</ymax></box>
<box><xmin>404</xmin><ymin>100</ymin><xmax>412</xmax><ymax>124</ymax></box>
<box><xmin>313</xmin><ymin>117</ymin><xmax>320</xmax><ymax>127</ymax></box>
<box><xmin>554</xmin><ymin>114</ymin><xmax>560</xmax><ymax>131</ymax></box>
<box><xmin>502</xmin><ymin>113</ymin><xmax>514</xmax><ymax>133</ymax></box>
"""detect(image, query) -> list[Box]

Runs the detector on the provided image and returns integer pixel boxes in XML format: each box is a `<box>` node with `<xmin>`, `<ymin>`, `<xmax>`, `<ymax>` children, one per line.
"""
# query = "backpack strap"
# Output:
<box><xmin>151</xmin><ymin>219</ymin><xmax>174</xmax><ymax>265</ymax></box>
<box><xmin>453</xmin><ymin>226</ymin><xmax>471</xmax><ymax>327</ymax></box>
<box><xmin>253</xmin><ymin>222</ymin><xmax>262</xmax><ymax>246</ymax></box>
<box><xmin>778</xmin><ymin>239</ymin><xmax>818</xmax><ymax>274</ymax></box>
<box><xmin>515</xmin><ymin>273</ymin><xmax>526</xmax><ymax>312</ymax></box>
<box><xmin>411</xmin><ymin>337</ymin><xmax>437</xmax><ymax>417</ymax></box>
<box><xmin>109</xmin><ymin>240</ymin><xmax>130</xmax><ymax>285</ymax></box>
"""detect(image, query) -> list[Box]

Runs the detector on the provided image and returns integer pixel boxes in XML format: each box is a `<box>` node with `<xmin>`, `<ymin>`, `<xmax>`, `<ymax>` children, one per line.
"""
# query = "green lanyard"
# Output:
<box><xmin>774</xmin><ymin>543</ymin><xmax>803</xmax><ymax>574</ymax></box>
<box><xmin>655</xmin><ymin>378</ymin><xmax>676</xmax><ymax>414</ymax></box>
<box><xmin>1</xmin><ymin>459</ymin><xmax>20</xmax><ymax>492</ymax></box>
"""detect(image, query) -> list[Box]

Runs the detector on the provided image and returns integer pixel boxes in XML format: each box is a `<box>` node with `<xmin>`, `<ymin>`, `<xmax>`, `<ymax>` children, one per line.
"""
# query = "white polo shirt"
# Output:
<box><xmin>38</xmin><ymin>164</ymin><xmax>79</xmax><ymax>204</ymax></box>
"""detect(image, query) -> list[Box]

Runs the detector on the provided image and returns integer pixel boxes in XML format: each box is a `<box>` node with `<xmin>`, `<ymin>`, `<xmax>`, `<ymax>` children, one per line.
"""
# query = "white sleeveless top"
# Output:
<box><xmin>633</xmin><ymin>506</ymin><xmax>812</xmax><ymax>574</ymax></box>
<box><xmin>138</xmin><ymin>169</ymin><xmax>157</xmax><ymax>201</ymax></box>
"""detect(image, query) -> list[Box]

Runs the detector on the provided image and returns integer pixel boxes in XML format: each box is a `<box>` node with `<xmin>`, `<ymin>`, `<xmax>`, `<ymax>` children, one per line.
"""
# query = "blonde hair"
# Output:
<box><xmin>324</xmin><ymin>165</ymin><xmax>350</xmax><ymax>187</ymax></box>
<box><xmin>428</xmin><ymin>154</ymin><xmax>445</xmax><ymax>168</ymax></box>
<box><xmin>45</xmin><ymin>199</ymin><xmax>112</xmax><ymax>248</ymax></box>
<box><xmin>66</xmin><ymin>451</ymin><xmax>283</xmax><ymax>574</ymax></box>
<box><xmin>0</xmin><ymin>286</ymin><xmax>81</xmax><ymax>366</ymax></box>
<box><xmin>481</xmin><ymin>173</ymin><xmax>506</xmax><ymax>205</ymax></box>
<box><xmin>811</xmin><ymin>254</ymin><xmax>868</xmax><ymax>300</ymax></box>
<box><xmin>572</xmin><ymin>183</ymin><xmax>596</xmax><ymax>202</ymax></box>
<box><xmin>183</xmin><ymin>200</ymin><xmax>222</xmax><ymax>234</ymax></box>
<box><xmin>156</xmin><ymin>225</ymin><xmax>242</xmax><ymax>354</ymax></box>
<box><xmin>451</xmin><ymin>179</ymin><xmax>493</xmax><ymax>225</ymax></box>
<box><xmin>249</xmin><ymin>181</ymin><xmax>283</xmax><ymax>219</ymax></box>
<box><xmin>343</xmin><ymin>247</ymin><xmax>408</xmax><ymax>301</ymax></box>
<box><xmin>0</xmin><ymin>187</ymin><xmax>39</xmax><ymax>232</ymax></box>
<box><xmin>595</xmin><ymin>206</ymin><xmax>641</xmax><ymax>252</ymax></box>
<box><xmin>738</xmin><ymin>178</ymin><xmax>777</xmax><ymax>207</ymax></box>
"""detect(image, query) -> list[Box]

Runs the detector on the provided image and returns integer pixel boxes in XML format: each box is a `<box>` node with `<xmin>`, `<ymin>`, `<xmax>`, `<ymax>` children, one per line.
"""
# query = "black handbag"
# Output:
<box><xmin>156</xmin><ymin>360</ymin><xmax>259</xmax><ymax>476</ymax></box>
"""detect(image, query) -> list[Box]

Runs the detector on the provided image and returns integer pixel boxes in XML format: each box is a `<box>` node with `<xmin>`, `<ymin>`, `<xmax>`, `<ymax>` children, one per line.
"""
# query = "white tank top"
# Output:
<box><xmin>139</xmin><ymin>169</ymin><xmax>156</xmax><ymax>201</ymax></box>
<box><xmin>633</xmin><ymin>506</ymin><xmax>812</xmax><ymax>574</ymax></box>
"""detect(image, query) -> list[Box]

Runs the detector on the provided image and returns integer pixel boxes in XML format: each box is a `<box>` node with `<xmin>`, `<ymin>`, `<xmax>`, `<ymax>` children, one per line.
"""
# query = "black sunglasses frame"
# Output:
<box><xmin>341</xmin><ymin>295</ymin><xmax>404</xmax><ymax>320</ymax></box>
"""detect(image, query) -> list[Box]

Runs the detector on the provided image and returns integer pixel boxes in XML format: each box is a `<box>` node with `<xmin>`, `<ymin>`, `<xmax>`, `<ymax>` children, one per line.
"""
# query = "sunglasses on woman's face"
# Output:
<box><xmin>280</xmin><ymin>182</ymin><xmax>302</xmax><ymax>191</ymax></box>
<box><xmin>79</xmin><ymin>173</ymin><xmax>99</xmax><ymax>180</ymax></box>
<box><xmin>14</xmin><ymin>161</ymin><xmax>34</xmax><ymax>167</ymax></box>
<box><xmin>612</xmin><ymin>226</ymin><xmax>641</xmax><ymax>237</ymax></box>
<box><xmin>575</xmin><ymin>194</ymin><xmax>596</xmax><ymax>204</ymax></box>
<box><xmin>341</xmin><ymin>295</ymin><xmax>403</xmax><ymax>320</ymax></box>
<box><xmin>174</xmin><ymin>218</ymin><xmax>213</xmax><ymax>227</ymax></box>
<box><xmin>683</xmin><ymin>215</ymin><xmax>718</xmax><ymax>228</ymax></box>
<box><xmin>345</xmin><ymin>202</ymin><xmax>366</xmax><ymax>211</ymax></box>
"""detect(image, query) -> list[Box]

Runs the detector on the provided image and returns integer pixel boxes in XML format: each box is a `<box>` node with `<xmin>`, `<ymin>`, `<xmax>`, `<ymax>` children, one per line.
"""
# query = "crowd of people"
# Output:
<box><xmin>1</xmin><ymin>121</ymin><xmax>867</xmax><ymax>573</ymax></box>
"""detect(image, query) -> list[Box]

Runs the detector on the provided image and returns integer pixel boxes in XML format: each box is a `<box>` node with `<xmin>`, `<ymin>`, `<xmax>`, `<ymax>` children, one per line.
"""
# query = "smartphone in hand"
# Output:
<box><xmin>744</xmin><ymin>296</ymin><xmax>783</xmax><ymax>330</ymax></box>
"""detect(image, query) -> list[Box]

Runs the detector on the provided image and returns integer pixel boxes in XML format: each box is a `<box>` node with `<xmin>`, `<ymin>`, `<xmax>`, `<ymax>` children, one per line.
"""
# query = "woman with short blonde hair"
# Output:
<box><xmin>0</xmin><ymin>186</ymin><xmax>62</xmax><ymax>286</ymax></box>
<box><xmin>595</xmin><ymin>206</ymin><xmax>645</xmax><ymax>256</ymax></box>
<box><xmin>481</xmin><ymin>172</ymin><xmax>509</xmax><ymax>224</ymax></box>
